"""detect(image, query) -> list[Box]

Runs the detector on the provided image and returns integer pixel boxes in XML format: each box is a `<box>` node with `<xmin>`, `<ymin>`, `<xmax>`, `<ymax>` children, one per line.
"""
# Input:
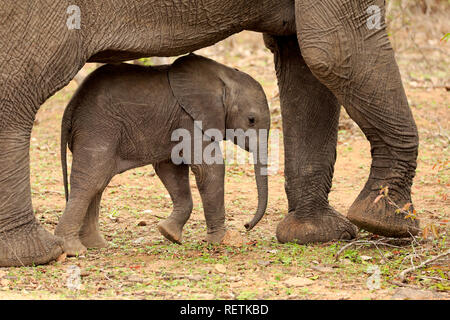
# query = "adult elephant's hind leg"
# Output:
<box><xmin>264</xmin><ymin>35</ymin><xmax>357</xmax><ymax>244</ymax></box>
<box><xmin>296</xmin><ymin>0</ymin><xmax>420</xmax><ymax>237</ymax></box>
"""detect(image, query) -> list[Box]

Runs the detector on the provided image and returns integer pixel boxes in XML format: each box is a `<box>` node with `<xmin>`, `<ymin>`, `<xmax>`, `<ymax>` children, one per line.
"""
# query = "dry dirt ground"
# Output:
<box><xmin>0</xmin><ymin>8</ymin><xmax>449</xmax><ymax>300</ymax></box>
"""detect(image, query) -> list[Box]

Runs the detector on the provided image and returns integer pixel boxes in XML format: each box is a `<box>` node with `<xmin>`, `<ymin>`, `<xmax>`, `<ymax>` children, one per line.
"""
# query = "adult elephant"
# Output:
<box><xmin>0</xmin><ymin>0</ymin><xmax>419</xmax><ymax>267</ymax></box>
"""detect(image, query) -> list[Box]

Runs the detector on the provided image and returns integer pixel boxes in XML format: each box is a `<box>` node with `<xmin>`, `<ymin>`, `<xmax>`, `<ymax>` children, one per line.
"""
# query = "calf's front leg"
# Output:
<box><xmin>155</xmin><ymin>161</ymin><xmax>193</xmax><ymax>244</ymax></box>
<box><xmin>191</xmin><ymin>163</ymin><xmax>226</xmax><ymax>244</ymax></box>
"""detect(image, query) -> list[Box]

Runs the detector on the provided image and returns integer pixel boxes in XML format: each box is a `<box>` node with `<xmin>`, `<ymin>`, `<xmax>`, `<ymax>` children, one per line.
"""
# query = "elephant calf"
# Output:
<box><xmin>55</xmin><ymin>54</ymin><xmax>271</xmax><ymax>256</ymax></box>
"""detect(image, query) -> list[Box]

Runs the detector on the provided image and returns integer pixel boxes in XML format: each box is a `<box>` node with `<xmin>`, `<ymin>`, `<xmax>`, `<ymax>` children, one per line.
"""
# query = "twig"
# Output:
<box><xmin>335</xmin><ymin>239</ymin><xmax>408</xmax><ymax>261</ymax></box>
<box><xmin>397</xmin><ymin>249</ymin><xmax>450</xmax><ymax>283</ymax></box>
<box><xmin>390</xmin><ymin>280</ymin><xmax>422</xmax><ymax>289</ymax></box>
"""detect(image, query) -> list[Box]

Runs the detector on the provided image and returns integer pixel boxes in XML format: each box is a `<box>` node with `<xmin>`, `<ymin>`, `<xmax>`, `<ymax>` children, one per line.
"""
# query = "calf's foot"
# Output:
<box><xmin>276</xmin><ymin>207</ymin><xmax>357</xmax><ymax>244</ymax></box>
<box><xmin>59</xmin><ymin>238</ymin><xmax>87</xmax><ymax>257</ymax></box>
<box><xmin>80</xmin><ymin>231</ymin><xmax>108</xmax><ymax>249</ymax></box>
<box><xmin>158</xmin><ymin>218</ymin><xmax>184</xmax><ymax>244</ymax></box>
<box><xmin>0</xmin><ymin>221</ymin><xmax>63</xmax><ymax>267</ymax></box>
<box><xmin>55</xmin><ymin>224</ymin><xmax>87</xmax><ymax>257</ymax></box>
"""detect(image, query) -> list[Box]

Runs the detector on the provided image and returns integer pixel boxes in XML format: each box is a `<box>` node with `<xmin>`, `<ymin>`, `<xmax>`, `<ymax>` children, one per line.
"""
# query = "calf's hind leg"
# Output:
<box><xmin>79</xmin><ymin>191</ymin><xmax>108</xmax><ymax>249</ymax></box>
<box><xmin>155</xmin><ymin>162</ymin><xmax>193</xmax><ymax>244</ymax></box>
<box><xmin>56</xmin><ymin>143</ymin><xmax>115</xmax><ymax>256</ymax></box>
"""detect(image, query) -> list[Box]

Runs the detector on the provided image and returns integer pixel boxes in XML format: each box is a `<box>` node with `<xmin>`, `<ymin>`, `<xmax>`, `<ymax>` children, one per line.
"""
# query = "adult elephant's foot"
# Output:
<box><xmin>80</xmin><ymin>231</ymin><xmax>108</xmax><ymax>249</ymax></box>
<box><xmin>0</xmin><ymin>221</ymin><xmax>63</xmax><ymax>267</ymax></box>
<box><xmin>276</xmin><ymin>207</ymin><xmax>358</xmax><ymax>244</ymax></box>
<box><xmin>348</xmin><ymin>182</ymin><xmax>420</xmax><ymax>237</ymax></box>
<box><xmin>158</xmin><ymin>218</ymin><xmax>184</xmax><ymax>244</ymax></box>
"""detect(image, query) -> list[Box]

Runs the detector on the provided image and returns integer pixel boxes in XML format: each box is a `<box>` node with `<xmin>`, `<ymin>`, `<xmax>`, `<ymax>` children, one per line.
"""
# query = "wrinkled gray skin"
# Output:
<box><xmin>55</xmin><ymin>54</ymin><xmax>270</xmax><ymax>256</ymax></box>
<box><xmin>0</xmin><ymin>0</ymin><xmax>419</xmax><ymax>267</ymax></box>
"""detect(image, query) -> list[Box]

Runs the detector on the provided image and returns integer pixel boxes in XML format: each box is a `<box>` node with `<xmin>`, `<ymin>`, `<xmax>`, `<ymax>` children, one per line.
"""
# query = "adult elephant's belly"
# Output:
<box><xmin>86</xmin><ymin>0</ymin><xmax>295</xmax><ymax>63</ymax></box>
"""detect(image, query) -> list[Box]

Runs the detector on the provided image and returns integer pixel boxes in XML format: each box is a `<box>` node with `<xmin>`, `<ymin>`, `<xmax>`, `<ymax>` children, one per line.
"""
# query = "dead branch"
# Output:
<box><xmin>397</xmin><ymin>249</ymin><xmax>450</xmax><ymax>283</ymax></box>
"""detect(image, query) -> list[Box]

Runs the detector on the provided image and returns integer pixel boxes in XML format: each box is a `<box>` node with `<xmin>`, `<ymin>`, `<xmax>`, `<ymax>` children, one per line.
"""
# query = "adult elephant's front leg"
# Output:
<box><xmin>296</xmin><ymin>0</ymin><xmax>420</xmax><ymax>237</ymax></box>
<box><xmin>264</xmin><ymin>35</ymin><xmax>357</xmax><ymax>244</ymax></box>
<box><xmin>0</xmin><ymin>2</ymin><xmax>86</xmax><ymax>266</ymax></box>
<box><xmin>0</xmin><ymin>127</ymin><xmax>64</xmax><ymax>266</ymax></box>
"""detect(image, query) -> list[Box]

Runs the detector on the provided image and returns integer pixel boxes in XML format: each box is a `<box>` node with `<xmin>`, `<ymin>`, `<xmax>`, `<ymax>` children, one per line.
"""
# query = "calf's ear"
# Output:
<box><xmin>168</xmin><ymin>54</ymin><xmax>226</xmax><ymax>138</ymax></box>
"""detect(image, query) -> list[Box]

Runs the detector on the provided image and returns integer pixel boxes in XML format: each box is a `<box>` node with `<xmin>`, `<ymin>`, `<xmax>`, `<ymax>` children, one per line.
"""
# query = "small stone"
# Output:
<box><xmin>137</xmin><ymin>221</ymin><xmax>147</xmax><ymax>227</ymax></box>
<box><xmin>391</xmin><ymin>288</ymin><xmax>442</xmax><ymax>300</ymax></box>
<box><xmin>283</xmin><ymin>277</ymin><xmax>315</xmax><ymax>287</ymax></box>
<box><xmin>196</xmin><ymin>293</ymin><xmax>215</xmax><ymax>300</ymax></box>
<box><xmin>360</xmin><ymin>255</ymin><xmax>373</xmax><ymax>261</ymax></box>
<box><xmin>128</xmin><ymin>275</ymin><xmax>144</xmax><ymax>283</ymax></box>
<box><xmin>108</xmin><ymin>214</ymin><xmax>119</xmax><ymax>222</ymax></box>
<box><xmin>142</xmin><ymin>210</ymin><xmax>153</xmax><ymax>214</ymax></box>
<box><xmin>257</xmin><ymin>260</ymin><xmax>271</xmax><ymax>267</ymax></box>
<box><xmin>186</xmin><ymin>275</ymin><xmax>203</xmax><ymax>281</ymax></box>
<box><xmin>221</xmin><ymin>230</ymin><xmax>243</xmax><ymax>247</ymax></box>
<box><xmin>215</xmin><ymin>264</ymin><xmax>227</xmax><ymax>274</ymax></box>
<box><xmin>342</xmin><ymin>259</ymin><xmax>352</xmax><ymax>265</ymax></box>
<box><xmin>228</xmin><ymin>276</ymin><xmax>243</xmax><ymax>282</ymax></box>
<box><xmin>133</xmin><ymin>237</ymin><xmax>146</xmax><ymax>245</ymax></box>
<box><xmin>311</xmin><ymin>266</ymin><xmax>334</xmax><ymax>273</ymax></box>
